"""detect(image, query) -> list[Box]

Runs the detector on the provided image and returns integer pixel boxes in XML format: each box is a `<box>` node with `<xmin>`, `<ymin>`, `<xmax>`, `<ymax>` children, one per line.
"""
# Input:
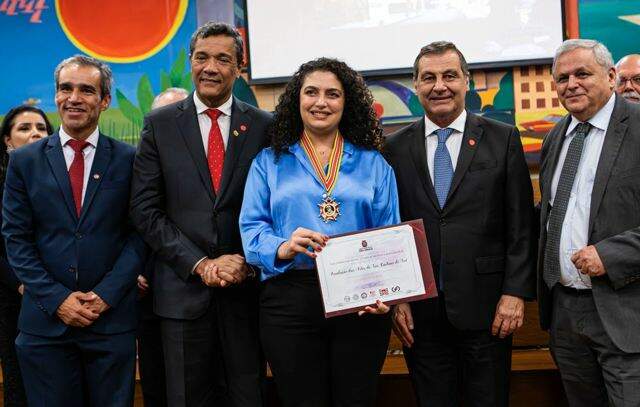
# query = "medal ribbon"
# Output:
<box><xmin>301</xmin><ymin>131</ymin><xmax>343</xmax><ymax>195</ymax></box>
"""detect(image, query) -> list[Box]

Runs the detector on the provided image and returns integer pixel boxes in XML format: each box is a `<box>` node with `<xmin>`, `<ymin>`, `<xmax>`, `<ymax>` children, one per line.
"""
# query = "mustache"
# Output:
<box><xmin>621</xmin><ymin>90</ymin><xmax>640</xmax><ymax>100</ymax></box>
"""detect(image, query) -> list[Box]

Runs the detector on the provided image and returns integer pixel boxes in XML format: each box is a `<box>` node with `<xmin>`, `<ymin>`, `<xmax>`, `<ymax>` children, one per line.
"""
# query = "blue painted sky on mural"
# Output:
<box><xmin>0</xmin><ymin>1</ymin><xmax>197</xmax><ymax>113</ymax></box>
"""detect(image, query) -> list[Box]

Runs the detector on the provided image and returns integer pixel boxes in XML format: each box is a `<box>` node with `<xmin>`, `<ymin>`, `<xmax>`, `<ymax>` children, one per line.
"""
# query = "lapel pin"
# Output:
<box><xmin>240</xmin><ymin>124</ymin><xmax>247</xmax><ymax>132</ymax></box>
<box><xmin>233</xmin><ymin>130</ymin><xmax>240</xmax><ymax>137</ymax></box>
<box><xmin>93</xmin><ymin>174</ymin><xmax>101</xmax><ymax>180</ymax></box>
<box><xmin>468</xmin><ymin>138</ymin><xmax>476</xmax><ymax>147</ymax></box>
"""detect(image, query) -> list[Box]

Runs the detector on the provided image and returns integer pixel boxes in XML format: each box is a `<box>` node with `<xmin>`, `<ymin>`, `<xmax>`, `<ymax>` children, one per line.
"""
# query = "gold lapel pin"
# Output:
<box><xmin>93</xmin><ymin>174</ymin><xmax>100</xmax><ymax>180</ymax></box>
<box><xmin>233</xmin><ymin>130</ymin><xmax>239</xmax><ymax>137</ymax></box>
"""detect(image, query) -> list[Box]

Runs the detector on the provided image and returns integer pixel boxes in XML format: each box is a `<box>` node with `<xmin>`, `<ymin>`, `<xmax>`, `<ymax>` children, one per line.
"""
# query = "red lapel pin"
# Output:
<box><xmin>468</xmin><ymin>138</ymin><xmax>476</xmax><ymax>147</ymax></box>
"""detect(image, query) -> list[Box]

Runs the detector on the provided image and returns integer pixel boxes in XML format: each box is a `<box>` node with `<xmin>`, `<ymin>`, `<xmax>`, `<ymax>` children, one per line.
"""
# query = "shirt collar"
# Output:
<box><xmin>289</xmin><ymin>137</ymin><xmax>355</xmax><ymax>156</ymax></box>
<box><xmin>424</xmin><ymin>110</ymin><xmax>467</xmax><ymax>138</ymax></box>
<box><xmin>59</xmin><ymin>126</ymin><xmax>99</xmax><ymax>148</ymax></box>
<box><xmin>194</xmin><ymin>92</ymin><xmax>233</xmax><ymax>117</ymax></box>
<box><xmin>566</xmin><ymin>93</ymin><xmax>616</xmax><ymax>136</ymax></box>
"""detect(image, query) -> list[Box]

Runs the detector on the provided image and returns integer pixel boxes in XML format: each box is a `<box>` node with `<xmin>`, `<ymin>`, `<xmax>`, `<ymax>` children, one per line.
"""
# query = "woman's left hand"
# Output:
<box><xmin>358</xmin><ymin>300</ymin><xmax>390</xmax><ymax>316</ymax></box>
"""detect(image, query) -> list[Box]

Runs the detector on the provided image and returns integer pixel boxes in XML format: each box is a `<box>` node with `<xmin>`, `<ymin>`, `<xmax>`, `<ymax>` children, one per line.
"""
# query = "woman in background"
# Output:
<box><xmin>0</xmin><ymin>105</ymin><xmax>52</xmax><ymax>407</ymax></box>
<box><xmin>239</xmin><ymin>58</ymin><xmax>399</xmax><ymax>407</ymax></box>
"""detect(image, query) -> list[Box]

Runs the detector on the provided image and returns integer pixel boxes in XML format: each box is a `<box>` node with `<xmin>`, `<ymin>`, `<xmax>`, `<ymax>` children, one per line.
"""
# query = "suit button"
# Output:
<box><xmin>440</xmin><ymin>218</ymin><xmax>447</xmax><ymax>226</ymax></box>
<box><xmin>212</xmin><ymin>210</ymin><xmax>218</xmax><ymax>218</ymax></box>
<box><xmin>75</xmin><ymin>233</ymin><xmax>83</xmax><ymax>239</ymax></box>
<box><xmin>68</xmin><ymin>267</ymin><xmax>76</xmax><ymax>273</ymax></box>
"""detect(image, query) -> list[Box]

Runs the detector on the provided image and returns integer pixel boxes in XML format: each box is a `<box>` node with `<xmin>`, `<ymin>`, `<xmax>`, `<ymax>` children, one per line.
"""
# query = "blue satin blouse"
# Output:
<box><xmin>239</xmin><ymin>140</ymin><xmax>400</xmax><ymax>280</ymax></box>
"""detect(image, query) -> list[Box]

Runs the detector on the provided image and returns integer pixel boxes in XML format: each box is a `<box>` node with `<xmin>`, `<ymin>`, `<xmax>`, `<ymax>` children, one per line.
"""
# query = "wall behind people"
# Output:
<box><xmin>1</xmin><ymin>0</ymin><xmax>639</xmax><ymax>160</ymax></box>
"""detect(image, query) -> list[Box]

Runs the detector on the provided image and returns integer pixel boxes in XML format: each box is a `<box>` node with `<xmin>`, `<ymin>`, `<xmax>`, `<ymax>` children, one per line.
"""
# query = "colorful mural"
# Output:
<box><xmin>1</xmin><ymin>0</ymin><xmax>198</xmax><ymax>144</ymax></box>
<box><xmin>3</xmin><ymin>0</ymin><xmax>640</xmax><ymax>158</ymax></box>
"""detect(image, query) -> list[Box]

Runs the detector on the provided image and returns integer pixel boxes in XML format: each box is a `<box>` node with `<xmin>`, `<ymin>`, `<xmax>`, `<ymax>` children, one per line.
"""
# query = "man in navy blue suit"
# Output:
<box><xmin>2</xmin><ymin>55</ymin><xmax>146</xmax><ymax>407</ymax></box>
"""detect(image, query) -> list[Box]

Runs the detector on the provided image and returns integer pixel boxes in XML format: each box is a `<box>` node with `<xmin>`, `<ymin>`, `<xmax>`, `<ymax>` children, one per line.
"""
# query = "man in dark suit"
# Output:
<box><xmin>538</xmin><ymin>39</ymin><xmax>640</xmax><ymax>406</ymax></box>
<box><xmin>385</xmin><ymin>41</ymin><xmax>535</xmax><ymax>407</ymax></box>
<box><xmin>2</xmin><ymin>55</ymin><xmax>145</xmax><ymax>406</ymax></box>
<box><xmin>130</xmin><ymin>22</ymin><xmax>271</xmax><ymax>407</ymax></box>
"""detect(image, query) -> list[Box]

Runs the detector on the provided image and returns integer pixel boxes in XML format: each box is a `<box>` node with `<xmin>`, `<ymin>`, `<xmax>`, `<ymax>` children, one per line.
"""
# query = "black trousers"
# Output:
<box><xmin>0</xmin><ymin>285</ymin><xmax>26</xmax><ymax>407</ymax></box>
<box><xmin>161</xmin><ymin>293</ymin><xmax>264</xmax><ymax>407</ymax></box>
<box><xmin>260</xmin><ymin>269</ymin><xmax>391</xmax><ymax>407</ymax></box>
<box><xmin>137</xmin><ymin>293</ymin><xmax>167</xmax><ymax>407</ymax></box>
<box><xmin>550</xmin><ymin>285</ymin><xmax>640</xmax><ymax>407</ymax></box>
<box><xmin>404</xmin><ymin>297</ymin><xmax>512</xmax><ymax>407</ymax></box>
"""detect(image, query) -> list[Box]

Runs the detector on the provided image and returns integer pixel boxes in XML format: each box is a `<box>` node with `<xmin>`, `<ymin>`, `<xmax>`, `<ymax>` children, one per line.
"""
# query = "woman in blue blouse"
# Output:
<box><xmin>240</xmin><ymin>58</ymin><xmax>400</xmax><ymax>407</ymax></box>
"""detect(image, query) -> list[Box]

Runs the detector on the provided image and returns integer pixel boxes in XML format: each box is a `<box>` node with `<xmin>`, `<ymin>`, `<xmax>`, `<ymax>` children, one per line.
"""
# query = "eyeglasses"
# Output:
<box><xmin>616</xmin><ymin>75</ymin><xmax>640</xmax><ymax>87</ymax></box>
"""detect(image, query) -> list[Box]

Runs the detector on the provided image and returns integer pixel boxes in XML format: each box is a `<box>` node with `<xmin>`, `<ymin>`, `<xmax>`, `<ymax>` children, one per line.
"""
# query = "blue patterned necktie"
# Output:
<box><xmin>433</xmin><ymin>128</ymin><xmax>455</xmax><ymax>209</ymax></box>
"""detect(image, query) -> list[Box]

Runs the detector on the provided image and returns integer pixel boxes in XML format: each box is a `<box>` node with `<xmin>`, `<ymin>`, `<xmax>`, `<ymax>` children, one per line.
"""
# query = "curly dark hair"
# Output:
<box><xmin>270</xmin><ymin>57</ymin><xmax>383</xmax><ymax>155</ymax></box>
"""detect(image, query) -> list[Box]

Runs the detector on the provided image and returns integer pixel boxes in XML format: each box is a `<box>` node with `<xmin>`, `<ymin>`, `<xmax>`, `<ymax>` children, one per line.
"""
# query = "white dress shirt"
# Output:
<box><xmin>423</xmin><ymin>110</ymin><xmax>467</xmax><ymax>183</ymax></box>
<box><xmin>549</xmin><ymin>93</ymin><xmax>615</xmax><ymax>289</ymax></box>
<box><xmin>59</xmin><ymin>126</ymin><xmax>99</xmax><ymax>205</ymax></box>
<box><xmin>194</xmin><ymin>92</ymin><xmax>232</xmax><ymax>153</ymax></box>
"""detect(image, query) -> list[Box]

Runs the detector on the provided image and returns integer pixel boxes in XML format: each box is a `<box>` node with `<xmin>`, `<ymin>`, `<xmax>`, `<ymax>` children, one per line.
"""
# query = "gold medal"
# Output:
<box><xmin>301</xmin><ymin>131</ymin><xmax>344</xmax><ymax>223</ymax></box>
<box><xmin>318</xmin><ymin>195</ymin><xmax>340</xmax><ymax>223</ymax></box>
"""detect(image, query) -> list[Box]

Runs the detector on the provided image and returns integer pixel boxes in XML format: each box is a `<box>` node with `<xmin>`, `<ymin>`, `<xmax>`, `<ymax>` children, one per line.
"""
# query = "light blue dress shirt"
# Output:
<box><xmin>240</xmin><ymin>140</ymin><xmax>401</xmax><ymax>281</ymax></box>
<box><xmin>549</xmin><ymin>93</ymin><xmax>615</xmax><ymax>289</ymax></box>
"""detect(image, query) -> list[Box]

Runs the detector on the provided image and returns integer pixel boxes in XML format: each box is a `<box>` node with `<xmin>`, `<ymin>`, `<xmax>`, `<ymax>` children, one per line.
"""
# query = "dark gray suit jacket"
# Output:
<box><xmin>538</xmin><ymin>95</ymin><xmax>640</xmax><ymax>352</ymax></box>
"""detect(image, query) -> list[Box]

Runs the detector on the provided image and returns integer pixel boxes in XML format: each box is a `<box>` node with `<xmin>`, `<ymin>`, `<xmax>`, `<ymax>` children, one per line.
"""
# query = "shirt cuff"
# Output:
<box><xmin>191</xmin><ymin>256</ymin><xmax>207</xmax><ymax>275</ymax></box>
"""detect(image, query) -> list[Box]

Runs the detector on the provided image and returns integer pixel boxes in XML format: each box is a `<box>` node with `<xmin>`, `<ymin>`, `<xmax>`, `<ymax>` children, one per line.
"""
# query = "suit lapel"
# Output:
<box><xmin>176</xmin><ymin>96</ymin><xmax>216</xmax><ymax>203</ymax></box>
<box><xmin>45</xmin><ymin>134</ymin><xmax>77</xmax><ymax>221</ymax></box>
<box><xmin>589</xmin><ymin>96</ymin><xmax>628</xmax><ymax>236</ymax></box>
<box><xmin>78</xmin><ymin>134</ymin><xmax>111</xmax><ymax>224</ymax></box>
<box><xmin>215</xmin><ymin>99</ymin><xmax>251</xmax><ymax>207</ymax></box>
<box><xmin>445</xmin><ymin>112</ymin><xmax>482</xmax><ymax>207</ymax></box>
<box><xmin>539</xmin><ymin>116</ymin><xmax>570</xmax><ymax>228</ymax></box>
<box><xmin>408</xmin><ymin>118</ymin><xmax>440</xmax><ymax>210</ymax></box>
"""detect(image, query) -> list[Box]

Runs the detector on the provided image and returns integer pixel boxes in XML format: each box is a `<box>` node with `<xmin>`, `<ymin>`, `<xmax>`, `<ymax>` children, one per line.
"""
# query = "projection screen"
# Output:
<box><xmin>244</xmin><ymin>0</ymin><xmax>565</xmax><ymax>84</ymax></box>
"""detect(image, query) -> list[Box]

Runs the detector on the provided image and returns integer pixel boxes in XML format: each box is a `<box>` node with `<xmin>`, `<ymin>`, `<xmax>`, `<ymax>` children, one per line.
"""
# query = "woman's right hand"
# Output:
<box><xmin>277</xmin><ymin>227</ymin><xmax>329</xmax><ymax>260</ymax></box>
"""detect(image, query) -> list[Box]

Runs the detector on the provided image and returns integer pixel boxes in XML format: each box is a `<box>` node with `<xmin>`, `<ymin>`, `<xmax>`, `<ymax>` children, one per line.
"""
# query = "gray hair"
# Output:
<box><xmin>552</xmin><ymin>39</ymin><xmax>614</xmax><ymax>76</ymax></box>
<box><xmin>413</xmin><ymin>41</ymin><xmax>470</xmax><ymax>80</ymax></box>
<box><xmin>189</xmin><ymin>21</ymin><xmax>244</xmax><ymax>67</ymax></box>
<box><xmin>54</xmin><ymin>55</ymin><xmax>113</xmax><ymax>99</ymax></box>
<box><xmin>151</xmin><ymin>87</ymin><xmax>189</xmax><ymax>109</ymax></box>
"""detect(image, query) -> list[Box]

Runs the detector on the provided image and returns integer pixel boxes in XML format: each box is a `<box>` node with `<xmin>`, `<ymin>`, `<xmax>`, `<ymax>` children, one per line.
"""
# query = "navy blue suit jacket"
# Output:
<box><xmin>2</xmin><ymin>132</ymin><xmax>146</xmax><ymax>337</ymax></box>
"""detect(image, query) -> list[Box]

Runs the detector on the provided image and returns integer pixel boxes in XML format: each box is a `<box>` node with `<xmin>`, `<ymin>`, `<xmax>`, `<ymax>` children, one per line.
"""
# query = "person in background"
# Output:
<box><xmin>2</xmin><ymin>55</ymin><xmax>146</xmax><ymax>406</ymax></box>
<box><xmin>136</xmin><ymin>87</ymin><xmax>188</xmax><ymax>407</ymax></box>
<box><xmin>538</xmin><ymin>39</ymin><xmax>640</xmax><ymax>407</ymax></box>
<box><xmin>615</xmin><ymin>54</ymin><xmax>640</xmax><ymax>103</ymax></box>
<box><xmin>0</xmin><ymin>105</ymin><xmax>53</xmax><ymax>407</ymax></box>
<box><xmin>150</xmin><ymin>87</ymin><xmax>190</xmax><ymax>110</ymax></box>
<box><xmin>130</xmin><ymin>22</ymin><xmax>271</xmax><ymax>406</ymax></box>
<box><xmin>240</xmin><ymin>57</ymin><xmax>397</xmax><ymax>407</ymax></box>
<box><xmin>386</xmin><ymin>41</ymin><xmax>535</xmax><ymax>407</ymax></box>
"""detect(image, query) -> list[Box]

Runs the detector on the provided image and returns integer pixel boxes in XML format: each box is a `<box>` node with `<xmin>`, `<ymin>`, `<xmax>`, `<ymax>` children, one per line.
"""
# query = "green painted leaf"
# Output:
<box><xmin>170</xmin><ymin>49</ymin><xmax>187</xmax><ymax>86</ymax></box>
<box><xmin>160</xmin><ymin>71</ymin><xmax>171</xmax><ymax>91</ymax></box>
<box><xmin>137</xmin><ymin>74</ymin><xmax>154</xmax><ymax>115</ymax></box>
<box><xmin>181</xmin><ymin>72</ymin><xmax>193</xmax><ymax>92</ymax></box>
<box><xmin>115</xmin><ymin>89</ymin><xmax>143</xmax><ymax>127</ymax></box>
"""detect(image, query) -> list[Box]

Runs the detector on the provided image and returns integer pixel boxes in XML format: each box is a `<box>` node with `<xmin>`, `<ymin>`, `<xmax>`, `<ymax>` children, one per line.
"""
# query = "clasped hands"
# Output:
<box><xmin>56</xmin><ymin>291</ymin><xmax>110</xmax><ymax>328</ymax></box>
<box><xmin>194</xmin><ymin>254</ymin><xmax>251</xmax><ymax>288</ymax></box>
<box><xmin>277</xmin><ymin>227</ymin><xmax>390</xmax><ymax>316</ymax></box>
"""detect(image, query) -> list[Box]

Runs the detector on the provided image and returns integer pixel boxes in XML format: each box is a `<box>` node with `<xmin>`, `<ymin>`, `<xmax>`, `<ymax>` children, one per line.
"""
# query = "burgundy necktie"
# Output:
<box><xmin>67</xmin><ymin>139</ymin><xmax>88</xmax><ymax>216</ymax></box>
<box><xmin>205</xmin><ymin>109</ymin><xmax>225</xmax><ymax>193</ymax></box>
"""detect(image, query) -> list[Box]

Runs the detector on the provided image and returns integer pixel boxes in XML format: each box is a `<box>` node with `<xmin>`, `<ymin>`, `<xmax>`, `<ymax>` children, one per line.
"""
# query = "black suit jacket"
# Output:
<box><xmin>130</xmin><ymin>95</ymin><xmax>271</xmax><ymax>320</ymax></box>
<box><xmin>385</xmin><ymin>112</ymin><xmax>536</xmax><ymax>330</ymax></box>
<box><xmin>537</xmin><ymin>95</ymin><xmax>640</xmax><ymax>352</ymax></box>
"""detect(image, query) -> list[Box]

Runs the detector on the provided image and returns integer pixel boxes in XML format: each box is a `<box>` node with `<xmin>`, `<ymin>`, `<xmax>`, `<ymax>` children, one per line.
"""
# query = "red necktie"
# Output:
<box><xmin>205</xmin><ymin>109</ymin><xmax>225</xmax><ymax>193</ymax></box>
<box><xmin>67</xmin><ymin>139</ymin><xmax>88</xmax><ymax>216</ymax></box>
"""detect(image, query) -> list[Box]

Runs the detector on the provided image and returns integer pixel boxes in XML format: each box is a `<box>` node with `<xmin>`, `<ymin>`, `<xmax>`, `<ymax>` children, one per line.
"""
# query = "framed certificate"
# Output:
<box><xmin>315</xmin><ymin>219</ymin><xmax>437</xmax><ymax>318</ymax></box>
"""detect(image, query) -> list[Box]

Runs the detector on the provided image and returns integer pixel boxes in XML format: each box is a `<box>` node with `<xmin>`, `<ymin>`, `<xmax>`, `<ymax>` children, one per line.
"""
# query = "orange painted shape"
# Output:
<box><xmin>56</xmin><ymin>0</ymin><xmax>187</xmax><ymax>62</ymax></box>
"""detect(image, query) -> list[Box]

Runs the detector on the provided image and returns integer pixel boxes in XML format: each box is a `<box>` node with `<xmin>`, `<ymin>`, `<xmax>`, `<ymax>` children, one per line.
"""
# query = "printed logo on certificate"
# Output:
<box><xmin>315</xmin><ymin>219</ymin><xmax>437</xmax><ymax>317</ymax></box>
